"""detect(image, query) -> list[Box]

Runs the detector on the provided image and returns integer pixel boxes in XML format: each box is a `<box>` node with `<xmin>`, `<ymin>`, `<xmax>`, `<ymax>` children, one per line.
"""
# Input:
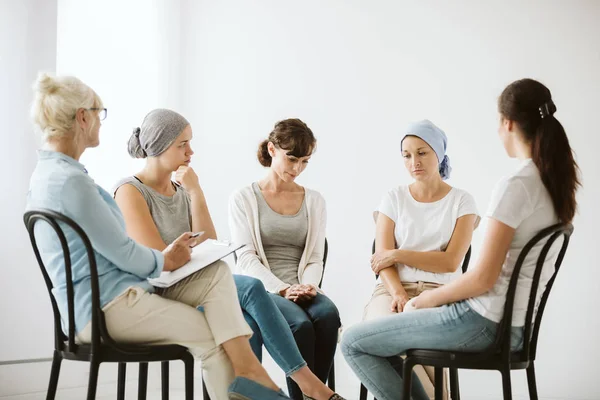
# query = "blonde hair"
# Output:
<box><xmin>31</xmin><ymin>73</ymin><xmax>103</xmax><ymax>140</ymax></box>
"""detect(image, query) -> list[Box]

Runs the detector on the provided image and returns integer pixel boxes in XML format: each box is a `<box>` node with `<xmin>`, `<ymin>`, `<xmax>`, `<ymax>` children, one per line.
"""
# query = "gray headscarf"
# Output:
<box><xmin>128</xmin><ymin>109</ymin><xmax>190</xmax><ymax>158</ymax></box>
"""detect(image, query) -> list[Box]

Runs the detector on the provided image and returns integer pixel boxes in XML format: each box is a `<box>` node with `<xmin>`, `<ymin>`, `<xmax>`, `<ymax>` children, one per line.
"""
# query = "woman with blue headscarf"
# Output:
<box><xmin>356</xmin><ymin>120</ymin><xmax>480</xmax><ymax>399</ymax></box>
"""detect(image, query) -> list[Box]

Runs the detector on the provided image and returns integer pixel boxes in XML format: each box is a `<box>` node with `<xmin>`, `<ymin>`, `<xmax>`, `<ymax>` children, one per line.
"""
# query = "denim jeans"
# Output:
<box><xmin>234</xmin><ymin>275</ymin><xmax>307</xmax><ymax>376</ymax></box>
<box><xmin>341</xmin><ymin>300</ymin><xmax>524</xmax><ymax>400</ymax></box>
<box><xmin>270</xmin><ymin>292</ymin><xmax>341</xmax><ymax>400</ymax></box>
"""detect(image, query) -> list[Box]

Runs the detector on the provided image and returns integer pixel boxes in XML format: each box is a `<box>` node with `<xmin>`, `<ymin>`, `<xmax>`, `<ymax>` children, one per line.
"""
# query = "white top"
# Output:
<box><xmin>228</xmin><ymin>185</ymin><xmax>326</xmax><ymax>294</ymax></box>
<box><xmin>468</xmin><ymin>159</ymin><xmax>560</xmax><ymax>327</ymax></box>
<box><xmin>376</xmin><ymin>185</ymin><xmax>480</xmax><ymax>285</ymax></box>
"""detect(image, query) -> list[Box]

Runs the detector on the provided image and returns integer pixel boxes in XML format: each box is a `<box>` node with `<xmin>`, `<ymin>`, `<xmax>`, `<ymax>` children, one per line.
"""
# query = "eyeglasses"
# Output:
<box><xmin>88</xmin><ymin>108</ymin><xmax>107</xmax><ymax>121</ymax></box>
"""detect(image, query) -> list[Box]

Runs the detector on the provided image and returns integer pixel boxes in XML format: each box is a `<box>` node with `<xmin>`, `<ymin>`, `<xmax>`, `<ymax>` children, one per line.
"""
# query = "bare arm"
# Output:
<box><xmin>371</xmin><ymin>214</ymin><xmax>476</xmax><ymax>274</ymax></box>
<box><xmin>188</xmin><ymin>189</ymin><xmax>217</xmax><ymax>240</ymax></box>
<box><xmin>413</xmin><ymin>218</ymin><xmax>515</xmax><ymax>309</ymax></box>
<box><xmin>114</xmin><ymin>184</ymin><xmax>168</xmax><ymax>251</ymax></box>
<box><xmin>375</xmin><ymin>213</ymin><xmax>408</xmax><ymax>297</ymax></box>
<box><xmin>396</xmin><ymin>214</ymin><xmax>476</xmax><ymax>273</ymax></box>
<box><xmin>175</xmin><ymin>166</ymin><xmax>217</xmax><ymax>240</ymax></box>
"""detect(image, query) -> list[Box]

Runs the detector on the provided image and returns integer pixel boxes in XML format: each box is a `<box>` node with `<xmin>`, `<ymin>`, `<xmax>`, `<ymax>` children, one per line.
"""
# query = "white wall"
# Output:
<box><xmin>180</xmin><ymin>1</ymin><xmax>600</xmax><ymax>399</ymax></box>
<box><xmin>56</xmin><ymin>0</ymin><xmax>184</xmax><ymax>191</ymax></box>
<box><xmin>0</xmin><ymin>0</ymin><xmax>57</xmax><ymax>362</ymax></box>
<box><xmin>2</xmin><ymin>1</ymin><xmax>599</xmax><ymax>399</ymax></box>
<box><xmin>0</xmin><ymin>1</ymin><xmax>188</xmax><ymax>396</ymax></box>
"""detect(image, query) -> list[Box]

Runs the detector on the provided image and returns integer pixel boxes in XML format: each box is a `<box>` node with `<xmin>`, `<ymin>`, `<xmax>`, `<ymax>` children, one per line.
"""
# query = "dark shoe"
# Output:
<box><xmin>302</xmin><ymin>394</ymin><xmax>346</xmax><ymax>400</ymax></box>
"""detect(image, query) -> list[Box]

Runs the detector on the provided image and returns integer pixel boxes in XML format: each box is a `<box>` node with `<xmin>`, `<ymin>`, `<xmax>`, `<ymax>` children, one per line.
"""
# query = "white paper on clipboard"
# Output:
<box><xmin>148</xmin><ymin>239</ymin><xmax>243</xmax><ymax>288</ymax></box>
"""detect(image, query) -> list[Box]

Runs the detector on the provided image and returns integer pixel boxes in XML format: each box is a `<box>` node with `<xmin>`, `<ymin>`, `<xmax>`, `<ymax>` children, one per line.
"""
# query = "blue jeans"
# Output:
<box><xmin>234</xmin><ymin>275</ymin><xmax>307</xmax><ymax>377</ymax></box>
<box><xmin>341</xmin><ymin>300</ymin><xmax>524</xmax><ymax>400</ymax></box>
<box><xmin>270</xmin><ymin>292</ymin><xmax>341</xmax><ymax>400</ymax></box>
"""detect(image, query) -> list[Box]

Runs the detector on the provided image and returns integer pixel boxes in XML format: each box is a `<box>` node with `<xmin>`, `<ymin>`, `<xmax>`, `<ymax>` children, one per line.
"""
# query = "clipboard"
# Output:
<box><xmin>148</xmin><ymin>239</ymin><xmax>243</xmax><ymax>288</ymax></box>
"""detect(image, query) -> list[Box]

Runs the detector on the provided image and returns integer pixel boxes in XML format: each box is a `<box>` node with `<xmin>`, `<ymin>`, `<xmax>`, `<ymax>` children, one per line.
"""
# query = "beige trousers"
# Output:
<box><xmin>78</xmin><ymin>261</ymin><xmax>253</xmax><ymax>400</ymax></box>
<box><xmin>363</xmin><ymin>281</ymin><xmax>449</xmax><ymax>400</ymax></box>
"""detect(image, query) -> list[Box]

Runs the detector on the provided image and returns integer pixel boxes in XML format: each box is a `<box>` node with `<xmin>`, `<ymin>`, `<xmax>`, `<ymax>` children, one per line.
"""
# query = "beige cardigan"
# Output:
<box><xmin>228</xmin><ymin>184</ymin><xmax>327</xmax><ymax>294</ymax></box>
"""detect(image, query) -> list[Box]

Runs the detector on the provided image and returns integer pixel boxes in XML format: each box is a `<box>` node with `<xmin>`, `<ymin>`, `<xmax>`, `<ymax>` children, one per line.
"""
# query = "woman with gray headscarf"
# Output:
<box><xmin>115</xmin><ymin>109</ymin><xmax>343</xmax><ymax>400</ymax></box>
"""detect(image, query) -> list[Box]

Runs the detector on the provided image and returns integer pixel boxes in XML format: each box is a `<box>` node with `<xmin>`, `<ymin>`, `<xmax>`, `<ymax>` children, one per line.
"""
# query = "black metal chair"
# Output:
<box><xmin>359</xmin><ymin>240</ymin><xmax>472</xmax><ymax>400</ymax></box>
<box><xmin>401</xmin><ymin>223</ymin><xmax>573</xmax><ymax>400</ymax></box>
<box><xmin>200</xmin><ymin>239</ymin><xmax>335</xmax><ymax>399</ymax></box>
<box><xmin>24</xmin><ymin>209</ymin><xmax>194</xmax><ymax>400</ymax></box>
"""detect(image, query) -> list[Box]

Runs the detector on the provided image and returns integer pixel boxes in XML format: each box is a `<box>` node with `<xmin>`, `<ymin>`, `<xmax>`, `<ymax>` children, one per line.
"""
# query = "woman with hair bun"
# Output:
<box><xmin>229</xmin><ymin>119</ymin><xmax>341</xmax><ymax>400</ymax></box>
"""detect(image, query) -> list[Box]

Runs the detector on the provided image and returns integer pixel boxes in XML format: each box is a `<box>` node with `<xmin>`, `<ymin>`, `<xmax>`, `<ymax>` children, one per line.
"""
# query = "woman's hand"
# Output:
<box><xmin>299</xmin><ymin>284</ymin><xmax>317</xmax><ymax>299</ymax></box>
<box><xmin>390</xmin><ymin>290</ymin><xmax>410</xmax><ymax>313</ymax></box>
<box><xmin>283</xmin><ymin>284</ymin><xmax>317</xmax><ymax>303</ymax></box>
<box><xmin>410</xmin><ymin>290</ymin><xmax>439</xmax><ymax>310</ymax></box>
<box><xmin>174</xmin><ymin>166</ymin><xmax>202</xmax><ymax>195</ymax></box>
<box><xmin>162</xmin><ymin>232</ymin><xmax>194</xmax><ymax>271</ymax></box>
<box><xmin>371</xmin><ymin>249</ymin><xmax>398</xmax><ymax>274</ymax></box>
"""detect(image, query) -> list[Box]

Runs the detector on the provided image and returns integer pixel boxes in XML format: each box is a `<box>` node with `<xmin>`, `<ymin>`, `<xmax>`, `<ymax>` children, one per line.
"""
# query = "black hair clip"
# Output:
<box><xmin>539</xmin><ymin>101</ymin><xmax>556</xmax><ymax>119</ymax></box>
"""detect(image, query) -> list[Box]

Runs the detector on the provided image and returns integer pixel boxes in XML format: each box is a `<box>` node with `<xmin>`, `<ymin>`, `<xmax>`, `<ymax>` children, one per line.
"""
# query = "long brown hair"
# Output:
<box><xmin>498</xmin><ymin>78</ymin><xmax>581</xmax><ymax>223</ymax></box>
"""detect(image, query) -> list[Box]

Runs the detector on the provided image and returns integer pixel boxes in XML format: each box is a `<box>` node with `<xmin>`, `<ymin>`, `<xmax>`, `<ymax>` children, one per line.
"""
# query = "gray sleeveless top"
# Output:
<box><xmin>114</xmin><ymin>177</ymin><xmax>191</xmax><ymax>245</ymax></box>
<box><xmin>252</xmin><ymin>182</ymin><xmax>308</xmax><ymax>285</ymax></box>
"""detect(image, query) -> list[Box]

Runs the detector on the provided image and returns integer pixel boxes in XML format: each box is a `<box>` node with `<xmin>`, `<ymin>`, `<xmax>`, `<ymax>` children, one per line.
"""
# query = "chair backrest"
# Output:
<box><xmin>491</xmin><ymin>223</ymin><xmax>573</xmax><ymax>361</ymax></box>
<box><xmin>233</xmin><ymin>238</ymin><xmax>328</xmax><ymax>289</ymax></box>
<box><xmin>23</xmin><ymin>209</ymin><xmax>150</xmax><ymax>356</ymax></box>
<box><xmin>371</xmin><ymin>239</ymin><xmax>472</xmax><ymax>276</ymax></box>
<box><xmin>318</xmin><ymin>238</ymin><xmax>328</xmax><ymax>288</ymax></box>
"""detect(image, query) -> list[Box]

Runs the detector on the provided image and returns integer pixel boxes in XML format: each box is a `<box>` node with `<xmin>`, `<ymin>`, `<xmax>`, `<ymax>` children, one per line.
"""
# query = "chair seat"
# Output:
<box><xmin>60</xmin><ymin>342</ymin><xmax>191</xmax><ymax>363</ymax></box>
<box><xmin>406</xmin><ymin>348</ymin><xmax>531</xmax><ymax>371</ymax></box>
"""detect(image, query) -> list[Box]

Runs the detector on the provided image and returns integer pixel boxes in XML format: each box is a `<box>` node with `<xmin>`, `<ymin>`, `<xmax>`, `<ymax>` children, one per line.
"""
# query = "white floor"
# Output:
<box><xmin>0</xmin><ymin>384</ymin><xmax>194</xmax><ymax>400</ymax></box>
<box><xmin>0</xmin><ymin>352</ymin><xmax>577</xmax><ymax>400</ymax></box>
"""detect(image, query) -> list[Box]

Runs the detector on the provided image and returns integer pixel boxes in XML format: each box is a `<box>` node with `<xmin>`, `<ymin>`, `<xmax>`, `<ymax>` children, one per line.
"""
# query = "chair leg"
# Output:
<box><xmin>86</xmin><ymin>360</ymin><xmax>100</xmax><ymax>400</ymax></box>
<box><xmin>526</xmin><ymin>363</ymin><xmax>538</xmax><ymax>400</ymax></box>
<box><xmin>202</xmin><ymin>376</ymin><xmax>210</xmax><ymax>400</ymax></box>
<box><xmin>327</xmin><ymin>360</ymin><xmax>336</xmax><ymax>391</ymax></box>
<box><xmin>117</xmin><ymin>363</ymin><xmax>126</xmax><ymax>400</ymax></box>
<box><xmin>161</xmin><ymin>361</ymin><xmax>169</xmax><ymax>400</ymax></box>
<box><xmin>434</xmin><ymin>367</ymin><xmax>443</xmax><ymax>400</ymax></box>
<box><xmin>450</xmin><ymin>368</ymin><xmax>460</xmax><ymax>400</ymax></box>
<box><xmin>138</xmin><ymin>362</ymin><xmax>148</xmax><ymax>400</ymax></box>
<box><xmin>184</xmin><ymin>356</ymin><xmax>194</xmax><ymax>400</ymax></box>
<box><xmin>402</xmin><ymin>358</ymin><xmax>416</xmax><ymax>399</ymax></box>
<box><xmin>500</xmin><ymin>366</ymin><xmax>513</xmax><ymax>400</ymax></box>
<box><xmin>46</xmin><ymin>351</ymin><xmax>62</xmax><ymax>400</ymax></box>
<box><xmin>359</xmin><ymin>383</ymin><xmax>368</xmax><ymax>400</ymax></box>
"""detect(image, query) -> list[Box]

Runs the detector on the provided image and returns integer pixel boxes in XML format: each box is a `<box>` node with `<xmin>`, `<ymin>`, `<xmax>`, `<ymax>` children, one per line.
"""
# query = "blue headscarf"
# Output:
<box><xmin>401</xmin><ymin>119</ymin><xmax>452</xmax><ymax>180</ymax></box>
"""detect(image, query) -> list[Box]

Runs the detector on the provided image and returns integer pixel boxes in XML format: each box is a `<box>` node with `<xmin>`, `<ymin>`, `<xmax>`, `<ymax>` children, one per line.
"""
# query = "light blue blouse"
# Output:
<box><xmin>26</xmin><ymin>150</ymin><xmax>163</xmax><ymax>333</ymax></box>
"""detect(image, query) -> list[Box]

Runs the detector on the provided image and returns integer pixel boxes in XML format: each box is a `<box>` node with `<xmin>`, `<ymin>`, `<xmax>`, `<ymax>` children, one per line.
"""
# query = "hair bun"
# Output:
<box><xmin>33</xmin><ymin>72</ymin><xmax>60</xmax><ymax>95</ymax></box>
<box><xmin>257</xmin><ymin>139</ymin><xmax>272</xmax><ymax>167</ymax></box>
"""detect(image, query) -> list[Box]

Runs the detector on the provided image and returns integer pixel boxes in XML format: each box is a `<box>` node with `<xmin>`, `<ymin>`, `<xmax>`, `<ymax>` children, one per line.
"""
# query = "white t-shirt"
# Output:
<box><xmin>468</xmin><ymin>159</ymin><xmax>560</xmax><ymax>327</ymax></box>
<box><xmin>376</xmin><ymin>185</ymin><xmax>479</xmax><ymax>285</ymax></box>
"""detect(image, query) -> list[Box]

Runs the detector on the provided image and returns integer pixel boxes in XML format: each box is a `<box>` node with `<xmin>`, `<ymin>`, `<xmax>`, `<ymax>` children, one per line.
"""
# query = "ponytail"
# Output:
<box><xmin>499</xmin><ymin>78</ymin><xmax>581</xmax><ymax>223</ymax></box>
<box><xmin>532</xmin><ymin>116</ymin><xmax>580</xmax><ymax>223</ymax></box>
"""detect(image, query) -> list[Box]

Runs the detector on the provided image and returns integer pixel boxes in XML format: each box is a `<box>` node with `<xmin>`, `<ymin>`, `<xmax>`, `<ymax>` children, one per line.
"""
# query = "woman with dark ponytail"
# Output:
<box><xmin>342</xmin><ymin>79</ymin><xmax>580</xmax><ymax>400</ymax></box>
<box><xmin>497</xmin><ymin>78</ymin><xmax>580</xmax><ymax>223</ymax></box>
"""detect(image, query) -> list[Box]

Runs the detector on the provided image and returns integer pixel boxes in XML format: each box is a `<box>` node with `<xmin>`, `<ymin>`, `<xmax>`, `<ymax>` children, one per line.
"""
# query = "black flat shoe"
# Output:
<box><xmin>302</xmin><ymin>394</ymin><xmax>345</xmax><ymax>400</ymax></box>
